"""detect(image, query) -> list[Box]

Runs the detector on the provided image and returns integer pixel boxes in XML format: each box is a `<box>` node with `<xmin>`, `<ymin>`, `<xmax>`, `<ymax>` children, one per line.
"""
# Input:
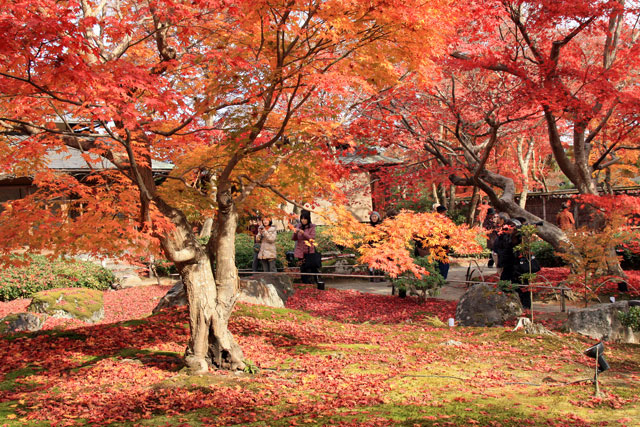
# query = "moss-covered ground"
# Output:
<box><xmin>0</xmin><ymin>285</ymin><xmax>638</xmax><ymax>426</ymax></box>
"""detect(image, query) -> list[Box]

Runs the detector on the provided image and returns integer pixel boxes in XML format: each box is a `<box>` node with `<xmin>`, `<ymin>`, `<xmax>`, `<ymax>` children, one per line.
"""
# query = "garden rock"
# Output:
<box><xmin>153</xmin><ymin>280</ymin><xmax>187</xmax><ymax>313</ymax></box>
<box><xmin>455</xmin><ymin>283</ymin><xmax>523</xmax><ymax>327</ymax></box>
<box><xmin>513</xmin><ymin>317</ymin><xmax>556</xmax><ymax>336</ymax></box>
<box><xmin>567</xmin><ymin>300</ymin><xmax>640</xmax><ymax>344</ymax></box>
<box><xmin>153</xmin><ymin>274</ymin><xmax>294</xmax><ymax>313</ymax></box>
<box><xmin>119</xmin><ymin>274</ymin><xmax>142</xmax><ymax>288</ymax></box>
<box><xmin>0</xmin><ymin>313</ymin><xmax>47</xmax><ymax>334</ymax></box>
<box><xmin>28</xmin><ymin>288</ymin><xmax>104</xmax><ymax>323</ymax></box>
<box><xmin>240</xmin><ymin>274</ymin><xmax>294</xmax><ymax>307</ymax></box>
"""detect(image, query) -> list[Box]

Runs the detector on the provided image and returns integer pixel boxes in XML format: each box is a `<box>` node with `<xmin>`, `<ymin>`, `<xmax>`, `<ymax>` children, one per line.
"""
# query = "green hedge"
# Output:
<box><xmin>0</xmin><ymin>255</ymin><xmax>115</xmax><ymax>301</ymax></box>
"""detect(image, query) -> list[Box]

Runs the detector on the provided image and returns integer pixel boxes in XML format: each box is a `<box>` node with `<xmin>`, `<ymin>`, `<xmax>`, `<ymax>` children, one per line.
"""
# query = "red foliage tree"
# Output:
<box><xmin>0</xmin><ymin>0</ymin><xmax>456</xmax><ymax>372</ymax></box>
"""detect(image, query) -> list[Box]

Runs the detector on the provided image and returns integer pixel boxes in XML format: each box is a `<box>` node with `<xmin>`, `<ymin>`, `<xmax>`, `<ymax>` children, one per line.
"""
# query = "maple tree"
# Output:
<box><xmin>343</xmin><ymin>67</ymin><xmax>558</xmax><ymax>231</ymax></box>
<box><xmin>341</xmin><ymin>0</ymin><xmax>640</xmax><ymax>278</ymax></box>
<box><xmin>327</xmin><ymin>206</ymin><xmax>482</xmax><ymax>279</ymax></box>
<box><xmin>445</xmin><ymin>0</ymin><xmax>640</xmax><ymax>273</ymax></box>
<box><xmin>0</xmin><ymin>0</ymin><xmax>457</xmax><ymax>372</ymax></box>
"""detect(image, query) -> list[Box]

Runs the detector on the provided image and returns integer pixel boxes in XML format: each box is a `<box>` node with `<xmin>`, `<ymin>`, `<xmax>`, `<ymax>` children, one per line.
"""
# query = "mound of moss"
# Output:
<box><xmin>28</xmin><ymin>288</ymin><xmax>104</xmax><ymax>323</ymax></box>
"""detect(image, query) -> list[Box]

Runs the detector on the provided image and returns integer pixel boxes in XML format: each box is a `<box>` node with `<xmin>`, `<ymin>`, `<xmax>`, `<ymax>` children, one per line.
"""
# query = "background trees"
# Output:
<box><xmin>344</xmin><ymin>0</ymin><xmax>640</xmax><ymax>265</ymax></box>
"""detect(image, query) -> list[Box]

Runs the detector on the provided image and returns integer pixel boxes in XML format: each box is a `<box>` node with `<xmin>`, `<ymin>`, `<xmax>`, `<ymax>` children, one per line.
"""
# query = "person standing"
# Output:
<box><xmin>556</xmin><ymin>202</ymin><xmax>575</xmax><ymax>230</ymax></box>
<box><xmin>368</xmin><ymin>211</ymin><xmax>384</xmax><ymax>282</ymax></box>
<box><xmin>249</xmin><ymin>217</ymin><xmax>262</xmax><ymax>272</ymax></box>
<box><xmin>257</xmin><ymin>217</ymin><xmax>278</xmax><ymax>272</ymax></box>
<box><xmin>293</xmin><ymin>209</ymin><xmax>318</xmax><ymax>284</ymax></box>
<box><xmin>491</xmin><ymin>212</ymin><xmax>510</xmax><ymax>273</ymax></box>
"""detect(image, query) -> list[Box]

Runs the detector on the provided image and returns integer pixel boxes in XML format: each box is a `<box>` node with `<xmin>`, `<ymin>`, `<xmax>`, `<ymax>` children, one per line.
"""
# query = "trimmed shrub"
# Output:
<box><xmin>0</xmin><ymin>255</ymin><xmax>115</xmax><ymax>302</ymax></box>
<box><xmin>618</xmin><ymin>306</ymin><xmax>640</xmax><ymax>332</ymax></box>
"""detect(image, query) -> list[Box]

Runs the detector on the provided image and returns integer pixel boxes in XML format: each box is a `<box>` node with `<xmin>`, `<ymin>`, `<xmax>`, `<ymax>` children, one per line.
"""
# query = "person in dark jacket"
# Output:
<box><xmin>293</xmin><ymin>209</ymin><xmax>318</xmax><ymax>284</ymax></box>
<box><xmin>368</xmin><ymin>211</ymin><xmax>384</xmax><ymax>282</ymax></box>
<box><xmin>495</xmin><ymin>218</ymin><xmax>532</xmax><ymax>309</ymax></box>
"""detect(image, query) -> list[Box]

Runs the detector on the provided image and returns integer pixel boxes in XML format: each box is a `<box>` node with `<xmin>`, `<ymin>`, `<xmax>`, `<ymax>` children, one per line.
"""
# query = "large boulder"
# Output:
<box><xmin>0</xmin><ymin>313</ymin><xmax>47</xmax><ymax>334</ymax></box>
<box><xmin>455</xmin><ymin>283</ymin><xmax>523</xmax><ymax>327</ymax></box>
<box><xmin>567</xmin><ymin>300</ymin><xmax>640</xmax><ymax>344</ymax></box>
<box><xmin>239</xmin><ymin>274</ymin><xmax>294</xmax><ymax>307</ymax></box>
<box><xmin>28</xmin><ymin>288</ymin><xmax>104</xmax><ymax>324</ymax></box>
<box><xmin>153</xmin><ymin>274</ymin><xmax>294</xmax><ymax>313</ymax></box>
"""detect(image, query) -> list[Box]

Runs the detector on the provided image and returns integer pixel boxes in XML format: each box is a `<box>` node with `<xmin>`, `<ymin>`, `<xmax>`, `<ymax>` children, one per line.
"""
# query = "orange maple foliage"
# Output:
<box><xmin>326</xmin><ymin>206</ymin><xmax>483</xmax><ymax>278</ymax></box>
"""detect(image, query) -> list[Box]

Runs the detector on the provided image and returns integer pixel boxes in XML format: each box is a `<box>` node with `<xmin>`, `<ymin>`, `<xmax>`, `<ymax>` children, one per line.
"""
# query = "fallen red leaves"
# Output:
<box><xmin>286</xmin><ymin>284</ymin><xmax>457</xmax><ymax>323</ymax></box>
<box><xmin>0</xmin><ymin>283</ymin><xmax>638</xmax><ymax>426</ymax></box>
<box><xmin>0</xmin><ymin>285</ymin><xmax>173</xmax><ymax>329</ymax></box>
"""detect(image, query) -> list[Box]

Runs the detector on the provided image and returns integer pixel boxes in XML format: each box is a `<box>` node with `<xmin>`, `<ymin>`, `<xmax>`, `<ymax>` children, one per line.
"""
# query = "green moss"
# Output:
<box><xmin>29</xmin><ymin>288</ymin><xmax>103</xmax><ymax>321</ymax></box>
<box><xmin>0</xmin><ymin>400</ymin><xmax>49</xmax><ymax>427</ymax></box>
<box><xmin>156</xmin><ymin>371</ymin><xmax>260</xmax><ymax>392</ymax></box>
<box><xmin>234</xmin><ymin>303</ymin><xmax>314</xmax><ymax>323</ymax></box>
<box><xmin>113</xmin><ymin>407</ymin><xmax>218</xmax><ymax>427</ymax></box>
<box><xmin>0</xmin><ymin>365</ymin><xmax>43</xmax><ymax>393</ymax></box>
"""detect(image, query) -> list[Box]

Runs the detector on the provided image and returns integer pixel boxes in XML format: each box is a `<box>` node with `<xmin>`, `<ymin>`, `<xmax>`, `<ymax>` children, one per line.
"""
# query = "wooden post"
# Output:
<box><xmin>561</xmin><ymin>288</ymin><xmax>566</xmax><ymax>312</ymax></box>
<box><xmin>594</xmin><ymin>347</ymin><xmax>601</xmax><ymax>397</ymax></box>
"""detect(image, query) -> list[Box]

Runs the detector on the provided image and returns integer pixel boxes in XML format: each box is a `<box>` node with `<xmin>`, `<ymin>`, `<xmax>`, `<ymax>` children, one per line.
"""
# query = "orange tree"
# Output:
<box><xmin>0</xmin><ymin>0</ymin><xmax>457</xmax><ymax>372</ymax></box>
<box><xmin>327</xmin><ymin>207</ymin><xmax>483</xmax><ymax>280</ymax></box>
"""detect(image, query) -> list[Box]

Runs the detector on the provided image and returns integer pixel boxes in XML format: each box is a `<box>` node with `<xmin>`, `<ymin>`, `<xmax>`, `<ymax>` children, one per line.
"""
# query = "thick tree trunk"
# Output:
<box><xmin>181</xmin><ymin>254</ymin><xmax>243</xmax><ymax>374</ymax></box>
<box><xmin>452</xmin><ymin>171</ymin><xmax>570</xmax><ymax>250</ymax></box>
<box><xmin>155</xmin><ymin>199</ymin><xmax>244</xmax><ymax>374</ymax></box>
<box><xmin>208</xmin><ymin>184</ymin><xmax>245</xmax><ymax>371</ymax></box>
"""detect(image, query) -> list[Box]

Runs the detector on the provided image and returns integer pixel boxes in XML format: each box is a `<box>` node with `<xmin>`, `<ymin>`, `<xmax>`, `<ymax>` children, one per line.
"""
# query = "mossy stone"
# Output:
<box><xmin>28</xmin><ymin>288</ymin><xmax>104</xmax><ymax>323</ymax></box>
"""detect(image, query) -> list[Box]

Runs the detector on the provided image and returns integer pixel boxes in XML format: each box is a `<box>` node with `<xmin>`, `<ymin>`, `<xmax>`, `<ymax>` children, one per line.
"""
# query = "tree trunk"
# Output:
<box><xmin>519</xmin><ymin>187</ymin><xmax>528</xmax><ymax>209</ymax></box>
<box><xmin>448</xmin><ymin>184</ymin><xmax>456</xmax><ymax>212</ymax></box>
<box><xmin>209</xmin><ymin>184</ymin><xmax>245</xmax><ymax>371</ymax></box>
<box><xmin>432</xmin><ymin>183</ymin><xmax>440</xmax><ymax>206</ymax></box>
<box><xmin>155</xmin><ymin>198</ymin><xmax>245</xmax><ymax>374</ymax></box>
<box><xmin>467</xmin><ymin>187</ymin><xmax>479</xmax><ymax>226</ymax></box>
<box><xmin>199</xmin><ymin>217</ymin><xmax>214</xmax><ymax>240</ymax></box>
<box><xmin>181</xmin><ymin>253</ymin><xmax>244</xmax><ymax>374</ymax></box>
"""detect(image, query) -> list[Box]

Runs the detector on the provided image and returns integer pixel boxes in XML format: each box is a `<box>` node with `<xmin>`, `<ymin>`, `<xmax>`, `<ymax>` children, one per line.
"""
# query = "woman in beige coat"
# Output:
<box><xmin>257</xmin><ymin>217</ymin><xmax>278</xmax><ymax>272</ymax></box>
